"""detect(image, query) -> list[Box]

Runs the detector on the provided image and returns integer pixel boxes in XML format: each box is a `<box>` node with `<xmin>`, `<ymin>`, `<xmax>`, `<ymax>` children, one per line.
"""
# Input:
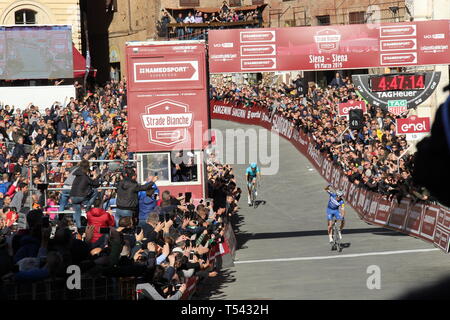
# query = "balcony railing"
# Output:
<box><xmin>159</xmin><ymin>19</ymin><xmax>261</xmax><ymax>40</ymax></box>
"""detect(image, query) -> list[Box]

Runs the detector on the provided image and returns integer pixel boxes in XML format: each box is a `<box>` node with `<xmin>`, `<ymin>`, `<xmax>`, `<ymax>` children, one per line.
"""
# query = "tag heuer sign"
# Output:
<box><xmin>141</xmin><ymin>99</ymin><xmax>193</xmax><ymax>146</ymax></box>
<box><xmin>387</xmin><ymin>100</ymin><xmax>408</xmax><ymax>116</ymax></box>
<box><xmin>352</xmin><ymin>72</ymin><xmax>441</xmax><ymax>111</ymax></box>
<box><xmin>387</xmin><ymin>100</ymin><xmax>407</xmax><ymax>107</ymax></box>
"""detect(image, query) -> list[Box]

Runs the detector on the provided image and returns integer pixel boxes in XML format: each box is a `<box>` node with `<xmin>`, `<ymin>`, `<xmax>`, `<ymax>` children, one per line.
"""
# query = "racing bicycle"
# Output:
<box><xmin>249</xmin><ymin>179</ymin><xmax>259</xmax><ymax>208</ymax></box>
<box><xmin>331</xmin><ymin>218</ymin><xmax>342</xmax><ymax>252</ymax></box>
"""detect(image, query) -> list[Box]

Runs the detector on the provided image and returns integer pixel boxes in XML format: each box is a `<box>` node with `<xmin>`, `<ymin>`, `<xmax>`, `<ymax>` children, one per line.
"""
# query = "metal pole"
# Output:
<box><xmin>45</xmin><ymin>159</ymin><xmax>140</xmax><ymax>163</ymax></box>
<box><xmin>28</xmin><ymin>165</ymin><xmax>33</xmax><ymax>209</ymax></box>
<box><xmin>337</xmin><ymin>126</ymin><xmax>349</xmax><ymax>152</ymax></box>
<box><xmin>47</xmin><ymin>186</ymin><xmax>117</xmax><ymax>191</ymax></box>
<box><xmin>397</xmin><ymin>145</ymin><xmax>412</xmax><ymax>174</ymax></box>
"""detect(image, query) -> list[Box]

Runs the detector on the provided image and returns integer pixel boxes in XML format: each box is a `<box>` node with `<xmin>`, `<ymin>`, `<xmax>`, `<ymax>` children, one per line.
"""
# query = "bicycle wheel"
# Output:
<box><xmin>252</xmin><ymin>185</ymin><xmax>257</xmax><ymax>208</ymax></box>
<box><xmin>334</xmin><ymin>222</ymin><xmax>341</xmax><ymax>252</ymax></box>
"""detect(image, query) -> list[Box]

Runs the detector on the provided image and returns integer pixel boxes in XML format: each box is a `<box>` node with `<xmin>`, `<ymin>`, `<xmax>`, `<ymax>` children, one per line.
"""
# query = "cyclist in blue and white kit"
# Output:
<box><xmin>246</xmin><ymin>163</ymin><xmax>261</xmax><ymax>206</ymax></box>
<box><xmin>325</xmin><ymin>185</ymin><xmax>346</xmax><ymax>243</ymax></box>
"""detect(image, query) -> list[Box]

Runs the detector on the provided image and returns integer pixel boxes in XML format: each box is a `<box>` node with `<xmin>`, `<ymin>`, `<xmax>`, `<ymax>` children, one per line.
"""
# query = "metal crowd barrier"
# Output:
<box><xmin>1</xmin><ymin>276</ymin><xmax>136</xmax><ymax>300</ymax></box>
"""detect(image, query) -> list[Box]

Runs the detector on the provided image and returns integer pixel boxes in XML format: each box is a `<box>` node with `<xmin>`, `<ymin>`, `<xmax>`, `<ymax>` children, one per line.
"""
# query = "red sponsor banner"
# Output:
<box><xmin>347</xmin><ymin>183</ymin><xmax>360</xmax><ymax>209</ymax></box>
<box><xmin>330</xmin><ymin>166</ymin><xmax>341</xmax><ymax>190</ymax></box>
<box><xmin>405</xmin><ymin>202</ymin><xmax>425</xmax><ymax>236</ymax></box>
<box><xmin>240</xmin><ymin>30</ymin><xmax>276</xmax><ymax>43</ymax></box>
<box><xmin>339</xmin><ymin>176</ymin><xmax>350</xmax><ymax>200</ymax></box>
<box><xmin>209</xmin><ymin>20</ymin><xmax>450</xmax><ymax>73</ymax></box>
<box><xmin>436</xmin><ymin>205</ymin><xmax>450</xmax><ymax>230</ymax></box>
<box><xmin>434</xmin><ymin>227</ymin><xmax>450</xmax><ymax>253</ymax></box>
<box><xmin>241</xmin><ymin>44</ymin><xmax>276</xmax><ymax>56</ymax></box>
<box><xmin>126</xmin><ymin>42</ymin><xmax>209</xmax><ymax>152</ymax></box>
<box><xmin>388</xmin><ymin>199</ymin><xmax>410</xmax><ymax>230</ymax></box>
<box><xmin>134</xmin><ymin>61</ymin><xmax>198</xmax><ymax>82</ymax></box>
<box><xmin>380</xmin><ymin>39</ymin><xmax>417</xmax><ymax>51</ymax></box>
<box><xmin>241</xmin><ymin>58</ymin><xmax>277</xmax><ymax>70</ymax></box>
<box><xmin>420</xmin><ymin>205</ymin><xmax>440</xmax><ymax>240</ymax></box>
<box><xmin>356</xmin><ymin>188</ymin><xmax>368</xmax><ymax>213</ymax></box>
<box><xmin>320</xmin><ymin>158</ymin><xmax>333</xmax><ymax>182</ymax></box>
<box><xmin>396</xmin><ymin>116</ymin><xmax>431</xmax><ymax>134</ymax></box>
<box><xmin>380</xmin><ymin>53</ymin><xmax>417</xmax><ymax>65</ymax></box>
<box><xmin>126</xmin><ymin>42</ymin><xmax>206</xmax><ymax>91</ymax></box>
<box><xmin>365</xmin><ymin>192</ymin><xmax>379</xmax><ymax>223</ymax></box>
<box><xmin>338</xmin><ymin>100</ymin><xmax>367</xmax><ymax>117</ymax></box>
<box><xmin>210</xmin><ymin>100</ymin><xmax>251</xmax><ymax>123</ymax></box>
<box><xmin>374</xmin><ymin>196</ymin><xmax>392</xmax><ymax>225</ymax></box>
<box><xmin>128</xmin><ymin>92</ymin><xmax>209</xmax><ymax>151</ymax></box>
<box><xmin>380</xmin><ymin>24</ymin><xmax>416</xmax><ymax>37</ymax></box>
<box><xmin>181</xmin><ymin>276</ymin><xmax>199</xmax><ymax>300</ymax></box>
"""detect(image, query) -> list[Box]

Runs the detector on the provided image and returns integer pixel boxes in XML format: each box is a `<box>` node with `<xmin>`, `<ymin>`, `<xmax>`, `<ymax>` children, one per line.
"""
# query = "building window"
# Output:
<box><xmin>316</xmin><ymin>15</ymin><xmax>330</xmax><ymax>25</ymax></box>
<box><xmin>284</xmin><ymin>19</ymin><xmax>296</xmax><ymax>27</ymax></box>
<box><xmin>136</xmin><ymin>151</ymin><xmax>201</xmax><ymax>185</ymax></box>
<box><xmin>179</xmin><ymin>0</ymin><xmax>199</xmax><ymax>6</ymax></box>
<box><xmin>349</xmin><ymin>11</ymin><xmax>365</xmax><ymax>24</ymax></box>
<box><xmin>229</xmin><ymin>0</ymin><xmax>242</xmax><ymax>6</ymax></box>
<box><xmin>15</xmin><ymin>9</ymin><xmax>36</xmax><ymax>24</ymax></box>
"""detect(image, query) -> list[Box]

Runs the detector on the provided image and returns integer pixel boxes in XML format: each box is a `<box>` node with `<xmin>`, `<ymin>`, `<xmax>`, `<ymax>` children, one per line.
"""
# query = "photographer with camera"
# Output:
<box><xmin>70</xmin><ymin>159</ymin><xmax>100</xmax><ymax>228</ymax></box>
<box><xmin>115</xmin><ymin>167</ymin><xmax>154</xmax><ymax>226</ymax></box>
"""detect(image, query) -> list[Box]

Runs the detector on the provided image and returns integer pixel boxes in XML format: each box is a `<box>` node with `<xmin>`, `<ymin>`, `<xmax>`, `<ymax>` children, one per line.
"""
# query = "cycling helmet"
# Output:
<box><xmin>336</xmin><ymin>190</ymin><xmax>344</xmax><ymax>197</ymax></box>
<box><xmin>250</xmin><ymin>163</ymin><xmax>257</xmax><ymax>169</ymax></box>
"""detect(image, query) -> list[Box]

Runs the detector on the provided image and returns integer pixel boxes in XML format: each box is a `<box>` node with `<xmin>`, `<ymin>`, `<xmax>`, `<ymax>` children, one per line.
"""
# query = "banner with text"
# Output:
<box><xmin>209</xmin><ymin>20</ymin><xmax>450</xmax><ymax>73</ymax></box>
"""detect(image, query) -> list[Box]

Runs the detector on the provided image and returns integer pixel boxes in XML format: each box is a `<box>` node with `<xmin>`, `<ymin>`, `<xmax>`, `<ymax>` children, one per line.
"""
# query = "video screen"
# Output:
<box><xmin>0</xmin><ymin>25</ymin><xmax>73</xmax><ymax>80</ymax></box>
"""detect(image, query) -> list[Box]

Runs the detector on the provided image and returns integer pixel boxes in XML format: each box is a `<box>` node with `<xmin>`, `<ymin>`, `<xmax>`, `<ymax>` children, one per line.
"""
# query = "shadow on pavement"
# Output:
<box><xmin>191</xmin><ymin>269</ymin><xmax>237</xmax><ymax>300</ymax></box>
<box><xmin>234</xmin><ymin>227</ymin><xmax>406</xmax><ymax>246</ymax></box>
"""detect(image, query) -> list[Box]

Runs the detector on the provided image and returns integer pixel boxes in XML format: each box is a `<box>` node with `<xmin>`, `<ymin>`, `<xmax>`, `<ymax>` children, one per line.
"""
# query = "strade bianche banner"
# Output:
<box><xmin>210</xmin><ymin>100</ymin><xmax>450</xmax><ymax>252</ymax></box>
<box><xmin>126</xmin><ymin>41</ymin><xmax>209</xmax><ymax>152</ymax></box>
<box><xmin>209</xmin><ymin>20</ymin><xmax>450</xmax><ymax>73</ymax></box>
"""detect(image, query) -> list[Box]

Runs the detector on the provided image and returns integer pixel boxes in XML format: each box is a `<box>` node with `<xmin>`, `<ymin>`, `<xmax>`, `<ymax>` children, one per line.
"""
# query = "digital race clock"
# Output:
<box><xmin>352</xmin><ymin>72</ymin><xmax>441</xmax><ymax>111</ymax></box>
<box><xmin>370</xmin><ymin>74</ymin><xmax>425</xmax><ymax>92</ymax></box>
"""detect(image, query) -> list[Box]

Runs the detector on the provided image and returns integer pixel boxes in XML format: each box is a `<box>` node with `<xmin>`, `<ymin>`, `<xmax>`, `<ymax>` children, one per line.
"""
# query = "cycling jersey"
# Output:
<box><xmin>327</xmin><ymin>193</ymin><xmax>344</xmax><ymax>210</ymax></box>
<box><xmin>246</xmin><ymin>166</ymin><xmax>260</xmax><ymax>180</ymax></box>
<box><xmin>326</xmin><ymin>193</ymin><xmax>345</xmax><ymax>221</ymax></box>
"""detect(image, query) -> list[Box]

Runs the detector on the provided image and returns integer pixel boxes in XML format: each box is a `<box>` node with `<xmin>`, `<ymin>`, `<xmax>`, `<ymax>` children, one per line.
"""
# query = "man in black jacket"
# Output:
<box><xmin>12</xmin><ymin>136</ymin><xmax>27</xmax><ymax>160</ymax></box>
<box><xmin>70</xmin><ymin>160</ymin><xmax>100</xmax><ymax>228</ymax></box>
<box><xmin>115</xmin><ymin>167</ymin><xmax>154</xmax><ymax>226</ymax></box>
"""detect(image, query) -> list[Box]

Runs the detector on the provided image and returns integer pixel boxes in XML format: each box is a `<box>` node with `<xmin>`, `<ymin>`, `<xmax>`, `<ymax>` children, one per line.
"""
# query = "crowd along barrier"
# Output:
<box><xmin>180</xmin><ymin>222</ymin><xmax>237</xmax><ymax>299</ymax></box>
<box><xmin>210</xmin><ymin>99</ymin><xmax>450</xmax><ymax>253</ymax></box>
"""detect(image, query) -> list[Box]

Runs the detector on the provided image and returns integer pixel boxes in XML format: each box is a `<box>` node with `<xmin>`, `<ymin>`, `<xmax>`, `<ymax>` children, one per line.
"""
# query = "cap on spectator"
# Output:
<box><xmin>172</xmin><ymin>247</ymin><xmax>184</xmax><ymax>254</ymax></box>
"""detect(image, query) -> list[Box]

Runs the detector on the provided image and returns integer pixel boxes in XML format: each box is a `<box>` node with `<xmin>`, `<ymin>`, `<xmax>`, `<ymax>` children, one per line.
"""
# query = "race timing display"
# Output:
<box><xmin>352</xmin><ymin>72</ymin><xmax>441</xmax><ymax>113</ymax></box>
<box><xmin>370</xmin><ymin>74</ymin><xmax>425</xmax><ymax>92</ymax></box>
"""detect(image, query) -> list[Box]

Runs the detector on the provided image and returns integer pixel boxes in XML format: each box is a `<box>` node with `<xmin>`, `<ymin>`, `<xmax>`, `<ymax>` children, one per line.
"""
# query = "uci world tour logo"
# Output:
<box><xmin>141</xmin><ymin>99</ymin><xmax>193</xmax><ymax>146</ymax></box>
<box><xmin>314</xmin><ymin>29</ymin><xmax>342</xmax><ymax>52</ymax></box>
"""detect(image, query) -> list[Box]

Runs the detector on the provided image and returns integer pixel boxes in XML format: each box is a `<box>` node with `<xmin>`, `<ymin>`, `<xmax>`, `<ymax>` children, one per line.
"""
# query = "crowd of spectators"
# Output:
<box><xmin>0</xmin><ymin>80</ymin><xmax>241</xmax><ymax>300</ymax></box>
<box><xmin>159</xmin><ymin>1</ymin><xmax>263</xmax><ymax>40</ymax></box>
<box><xmin>211</xmin><ymin>73</ymin><xmax>432</xmax><ymax>205</ymax></box>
